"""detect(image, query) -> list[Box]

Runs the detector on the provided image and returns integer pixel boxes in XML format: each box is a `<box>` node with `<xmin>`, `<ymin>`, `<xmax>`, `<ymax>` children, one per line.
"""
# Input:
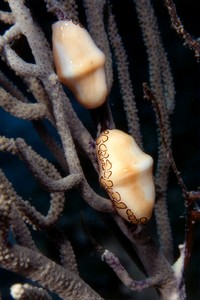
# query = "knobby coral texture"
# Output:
<box><xmin>0</xmin><ymin>0</ymin><xmax>199</xmax><ymax>299</ymax></box>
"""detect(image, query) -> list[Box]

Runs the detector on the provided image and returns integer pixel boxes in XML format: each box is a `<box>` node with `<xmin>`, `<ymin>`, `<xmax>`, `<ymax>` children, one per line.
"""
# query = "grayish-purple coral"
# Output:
<box><xmin>0</xmin><ymin>0</ymin><xmax>198</xmax><ymax>299</ymax></box>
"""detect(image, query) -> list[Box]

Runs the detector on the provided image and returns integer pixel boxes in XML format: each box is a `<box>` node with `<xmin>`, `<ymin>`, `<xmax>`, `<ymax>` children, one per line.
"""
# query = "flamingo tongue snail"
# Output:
<box><xmin>52</xmin><ymin>20</ymin><xmax>108</xmax><ymax>109</ymax></box>
<box><xmin>96</xmin><ymin>129</ymin><xmax>155</xmax><ymax>224</ymax></box>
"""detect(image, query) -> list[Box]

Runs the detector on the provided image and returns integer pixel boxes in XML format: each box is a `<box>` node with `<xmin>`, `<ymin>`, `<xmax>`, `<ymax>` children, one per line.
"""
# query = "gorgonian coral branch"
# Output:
<box><xmin>0</xmin><ymin>10</ymin><xmax>14</xmax><ymax>24</ymax></box>
<box><xmin>102</xmin><ymin>249</ymin><xmax>161</xmax><ymax>291</ymax></box>
<box><xmin>0</xmin><ymin>87</ymin><xmax>48</xmax><ymax>120</ymax></box>
<box><xmin>16</xmin><ymin>138</ymin><xmax>82</xmax><ymax>192</ymax></box>
<box><xmin>11</xmin><ymin>284</ymin><xmax>52</xmax><ymax>300</ymax></box>
<box><xmin>113</xmin><ymin>214</ymin><xmax>185</xmax><ymax>299</ymax></box>
<box><xmin>143</xmin><ymin>83</ymin><xmax>200</xmax><ymax>269</ymax></box>
<box><xmin>164</xmin><ymin>0</ymin><xmax>200</xmax><ymax>59</ymax></box>
<box><xmin>0</xmin><ymin>190</ymin><xmax>102</xmax><ymax>300</ymax></box>
<box><xmin>107</xmin><ymin>4</ymin><xmax>142</xmax><ymax>146</ymax></box>
<box><xmin>133</xmin><ymin>0</ymin><xmax>174</xmax><ymax>263</ymax></box>
<box><xmin>0</xmin><ymin>24</ymin><xmax>21</xmax><ymax>51</ymax></box>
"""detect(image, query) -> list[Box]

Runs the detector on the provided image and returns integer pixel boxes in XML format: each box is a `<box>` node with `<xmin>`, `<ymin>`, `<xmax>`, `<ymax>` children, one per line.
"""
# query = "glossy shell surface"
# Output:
<box><xmin>52</xmin><ymin>20</ymin><xmax>108</xmax><ymax>109</ymax></box>
<box><xmin>96</xmin><ymin>129</ymin><xmax>155</xmax><ymax>224</ymax></box>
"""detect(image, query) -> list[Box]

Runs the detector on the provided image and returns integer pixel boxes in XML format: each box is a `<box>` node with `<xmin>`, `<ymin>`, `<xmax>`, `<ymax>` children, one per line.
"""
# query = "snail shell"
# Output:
<box><xmin>96</xmin><ymin>129</ymin><xmax>155</xmax><ymax>224</ymax></box>
<box><xmin>52</xmin><ymin>20</ymin><xmax>108</xmax><ymax>109</ymax></box>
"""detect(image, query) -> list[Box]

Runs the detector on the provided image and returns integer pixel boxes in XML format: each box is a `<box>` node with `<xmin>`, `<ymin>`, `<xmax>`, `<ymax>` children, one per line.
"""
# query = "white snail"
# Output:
<box><xmin>52</xmin><ymin>20</ymin><xmax>108</xmax><ymax>109</ymax></box>
<box><xmin>96</xmin><ymin>129</ymin><xmax>155</xmax><ymax>224</ymax></box>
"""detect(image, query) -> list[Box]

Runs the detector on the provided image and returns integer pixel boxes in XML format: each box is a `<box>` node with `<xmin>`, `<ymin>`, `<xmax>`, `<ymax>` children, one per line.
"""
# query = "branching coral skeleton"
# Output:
<box><xmin>0</xmin><ymin>0</ymin><xmax>199</xmax><ymax>299</ymax></box>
